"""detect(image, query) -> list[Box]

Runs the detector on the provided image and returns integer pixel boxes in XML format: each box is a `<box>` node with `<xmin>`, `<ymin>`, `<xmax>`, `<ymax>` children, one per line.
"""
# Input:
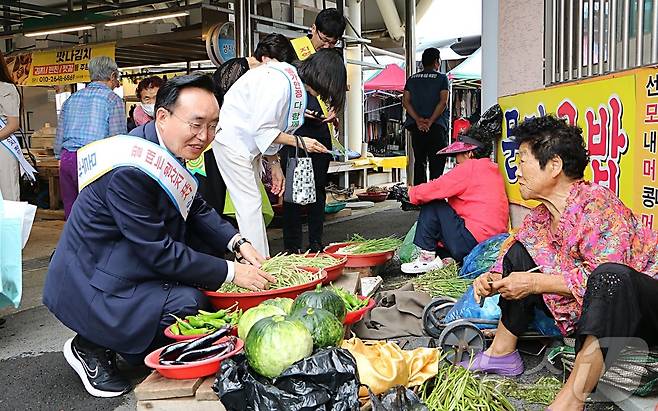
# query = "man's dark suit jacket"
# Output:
<box><xmin>43</xmin><ymin>121</ymin><xmax>238</xmax><ymax>354</ymax></box>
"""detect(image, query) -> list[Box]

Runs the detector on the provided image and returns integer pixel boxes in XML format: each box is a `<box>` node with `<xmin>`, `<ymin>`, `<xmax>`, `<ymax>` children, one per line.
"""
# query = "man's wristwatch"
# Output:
<box><xmin>233</xmin><ymin>237</ymin><xmax>251</xmax><ymax>254</ymax></box>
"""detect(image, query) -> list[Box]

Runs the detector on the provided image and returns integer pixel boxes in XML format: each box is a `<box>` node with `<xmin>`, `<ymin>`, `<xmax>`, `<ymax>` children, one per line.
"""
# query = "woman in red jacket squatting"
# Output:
<box><xmin>401</xmin><ymin>125</ymin><xmax>510</xmax><ymax>274</ymax></box>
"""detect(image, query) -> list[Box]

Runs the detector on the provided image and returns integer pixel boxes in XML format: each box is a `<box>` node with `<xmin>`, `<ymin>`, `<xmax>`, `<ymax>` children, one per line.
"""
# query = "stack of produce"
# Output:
<box><xmin>493</xmin><ymin>376</ymin><xmax>563</xmax><ymax>406</ymax></box>
<box><xmin>169</xmin><ymin>305</ymin><xmax>241</xmax><ymax>336</ymax></box>
<box><xmin>336</xmin><ymin>234</ymin><xmax>402</xmax><ymax>255</ymax></box>
<box><xmin>366</xmin><ymin>186</ymin><xmax>388</xmax><ymax>194</ymax></box>
<box><xmin>272</xmin><ymin>252</ymin><xmax>344</xmax><ymax>270</ymax></box>
<box><xmin>238</xmin><ymin>285</ymin><xmax>349</xmax><ymax>379</ymax></box>
<box><xmin>419</xmin><ymin>359</ymin><xmax>514</xmax><ymax>410</ymax></box>
<box><xmin>159</xmin><ymin>327</ymin><xmax>236</xmax><ymax>365</ymax></box>
<box><xmin>216</xmin><ymin>255</ymin><xmax>325</xmax><ymax>293</ymax></box>
<box><xmin>330</xmin><ymin>285</ymin><xmax>370</xmax><ymax>312</ymax></box>
<box><xmin>413</xmin><ymin>262</ymin><xmax>473</xmax><ymax>299</ymax></box>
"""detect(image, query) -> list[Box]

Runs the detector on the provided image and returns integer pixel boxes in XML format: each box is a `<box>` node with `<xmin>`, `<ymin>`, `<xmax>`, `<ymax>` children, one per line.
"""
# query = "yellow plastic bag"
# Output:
<box><xmin>341</xmin><ymin>338</ymin><xmax>439</xmax><ymax>397</ymax></box>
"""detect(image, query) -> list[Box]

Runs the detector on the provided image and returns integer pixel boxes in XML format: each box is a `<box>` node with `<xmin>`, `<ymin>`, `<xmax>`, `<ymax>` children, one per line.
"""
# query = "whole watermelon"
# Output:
<box><xmin>291</xmin><ymin>285</ymin><xmax>347</xmax><ymax>322</ymax></box>
<box><xmin>289</xmin><ymin>307</ymin><xmax>343</xmax><ymax>349</ymax></box>
<box><xmin>237</xmin><ymin>305</ymin><xmax>286</xmax><ymax>340</ymax></box>
<box><xmin>260</xmin><ymin>297</ymin><xmax>294</xmax><ymax>314</ymax></box>
<box><xmin>245</xmin><ymin>315</ymin><xmax>313</xmax><ymax>378</ymax></box>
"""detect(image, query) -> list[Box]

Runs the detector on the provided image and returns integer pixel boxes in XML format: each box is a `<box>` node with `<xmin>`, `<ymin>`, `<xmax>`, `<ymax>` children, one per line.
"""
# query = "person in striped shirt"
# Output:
<box><xmin>54</xmin><ymin>56</ymin><xmax>126</xmax><ymax>219</ymax></box>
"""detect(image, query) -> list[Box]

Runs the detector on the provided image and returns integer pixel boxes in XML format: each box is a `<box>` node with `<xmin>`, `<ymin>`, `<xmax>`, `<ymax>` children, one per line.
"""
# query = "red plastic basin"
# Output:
<box><xmin>203</xmin><ymin>267</ymin><xmax>327</xmax><ymax>311</ymax></box>
<box><xmin>343</xmin><ymin>296</ymin><xmax>376</xmax><ymax>325</ymax></box>
<box><xmin>323</xmin><ymin>243</ymin><xmax>395</xmax><ymax>268</ymax></box>
<box><xmin>302</xmin><ymin>254</ymin><xmax>347</xmax><ymax>284</ymax></box>
<box><xmin>356</xmin><ymin>192</ymin><xmax>388</xmax><ymax>202</ymax></box>
<box><xmin>144</xmin><ymin>336</ymin><xmax>243</xmax><ymax>380</ymax></box>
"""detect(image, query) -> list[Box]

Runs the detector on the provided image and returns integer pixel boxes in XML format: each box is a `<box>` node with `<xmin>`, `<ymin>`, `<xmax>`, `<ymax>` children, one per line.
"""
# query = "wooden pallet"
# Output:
<box><xmin>135</xmin><ymin>372</ymin><xmax>224</xmax><ymax>410</ymax></box>
<box><xmin>135</xmin><ymin>271</ymin><xmax>362</xmax><ymax>410</ymax></box>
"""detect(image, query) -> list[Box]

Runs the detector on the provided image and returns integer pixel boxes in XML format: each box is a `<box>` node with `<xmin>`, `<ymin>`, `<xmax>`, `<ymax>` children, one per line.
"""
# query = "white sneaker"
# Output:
<box><xmin>401</xmin><ymin>255</ymin><xmax>445</xmax><ymax>274</ymax></box>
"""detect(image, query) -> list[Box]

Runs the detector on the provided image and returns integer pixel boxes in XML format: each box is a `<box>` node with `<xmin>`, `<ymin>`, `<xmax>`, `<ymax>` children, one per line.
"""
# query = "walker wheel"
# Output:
<box><xmin>422</xmin><ymin>297</ymin><xmax>456</xmax><ymax>338</ymax></box>
<box><xmin>438</xmin><ymin>320</ymin><xmax>486</xmax><ymax>365</ymax></box>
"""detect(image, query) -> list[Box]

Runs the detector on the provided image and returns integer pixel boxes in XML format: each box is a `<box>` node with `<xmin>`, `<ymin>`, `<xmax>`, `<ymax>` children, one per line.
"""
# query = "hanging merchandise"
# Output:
<box><xmin>452</xmin><ymin>117</ymin><xmax>471</xmax><ymax>140</ymax></box>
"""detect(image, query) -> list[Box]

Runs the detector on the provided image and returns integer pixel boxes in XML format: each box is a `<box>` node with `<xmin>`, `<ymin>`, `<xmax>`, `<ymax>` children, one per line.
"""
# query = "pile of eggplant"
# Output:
<box><xmin>159</xmin><ymin>325</ymin><xmax>237</xmax><ymax>365</ymax></box>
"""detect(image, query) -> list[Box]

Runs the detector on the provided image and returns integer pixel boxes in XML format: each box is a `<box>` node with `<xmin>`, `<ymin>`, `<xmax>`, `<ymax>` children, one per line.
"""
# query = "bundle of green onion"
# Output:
<box><xmin>412</xmin><ymin>263</ymin><xmax>473</xmax><ymax>299</ymax></box>
<box><xmin>337</xmin><ymin>234</ymin><xmax>402</xmax><ymax>255</ymax></box>
<box><xmin>419</xmin><ymin>360</ymin><xmax>514</xmax><ymax>411</ymax></box>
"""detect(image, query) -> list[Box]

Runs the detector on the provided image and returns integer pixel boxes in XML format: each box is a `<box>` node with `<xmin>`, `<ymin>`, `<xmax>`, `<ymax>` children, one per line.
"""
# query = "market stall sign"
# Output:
<box><xmin>498</xmin><ymin>68</ymin><xmax>658</xmax><ymax>230</ymax></box>
<box><xmin>5</xmin><ymin>42</ymin><xmax>115</xmax><ymax>86</ymax></box>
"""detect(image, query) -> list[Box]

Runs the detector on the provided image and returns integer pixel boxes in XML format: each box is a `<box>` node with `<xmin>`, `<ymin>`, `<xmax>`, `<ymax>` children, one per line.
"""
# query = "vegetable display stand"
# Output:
<box><xmin>135</xmin><ymin>373</ymin><xmax>226</xmax><ymax>411</ymax></box>
<box><xmin>324</xmin><ymin>242</ymin><xmax>395</xmax><ymax>268</ymax></box>
<box><xmin>203</xmin><ymin>268</ymin><xmax>327</xmax><ymax>311</ymax></box>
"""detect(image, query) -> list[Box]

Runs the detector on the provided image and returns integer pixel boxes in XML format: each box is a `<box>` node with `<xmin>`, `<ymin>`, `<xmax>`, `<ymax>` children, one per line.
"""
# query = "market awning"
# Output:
<box><xmin>364</xmin><ymin>63</ymin><xmax>406</xmax><ymax>92</ymax></box>
<box><xmin>447</xmin><ymin>48</ymin><xmax>481</xmax><ymax>89</ymax></box>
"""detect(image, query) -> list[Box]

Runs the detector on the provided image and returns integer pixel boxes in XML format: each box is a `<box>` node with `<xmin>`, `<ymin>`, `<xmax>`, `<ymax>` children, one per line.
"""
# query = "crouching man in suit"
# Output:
<box><xmin>43</xmin><ymin>73</ymin><xmax>275</xmax><ymax>398</ymax></box>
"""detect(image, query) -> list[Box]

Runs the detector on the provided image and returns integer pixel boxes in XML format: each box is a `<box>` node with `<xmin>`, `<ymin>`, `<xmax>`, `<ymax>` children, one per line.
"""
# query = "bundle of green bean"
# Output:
<box><xmin>491</xmin><ymin>376</ymin><xmax>563</xmax><ymax>405</ymax></box>
<box><xmin>419</xmin><ymin>361</ymin><xmax>514</xmax><ymax>411</ymax></box>
<box><xmin>412</xmin><ymin>263</ymin><xmax>473</xmax><ymax>299</ymax></box>
<box><xmin>265</xmin><ymin>252</ymin><xmax>344</xmax><ymax>269</ymax></box>
<box><xmin>337</xmin><ymin>234</ymin><xmax>403</xmax><ymax>255</ymax></box>
<box><xmin>216</xmin><ymin>256</ymin><xmax>321</xmax><ymax>293</ymax></box>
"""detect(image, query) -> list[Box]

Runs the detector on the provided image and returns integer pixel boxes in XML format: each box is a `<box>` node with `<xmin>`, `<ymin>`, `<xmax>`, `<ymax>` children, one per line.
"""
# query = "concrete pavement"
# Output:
<box><xmin>0</xmin><ymin>202</ymin><xmax>416</xmax><ymax>411</ymax></box>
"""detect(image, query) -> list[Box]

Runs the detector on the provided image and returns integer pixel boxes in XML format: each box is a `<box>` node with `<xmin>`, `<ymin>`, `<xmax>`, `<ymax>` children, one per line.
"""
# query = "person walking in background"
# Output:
<box><xmin>403</xmin><ymin>48</ymin><xmax>450</xmax><ymax>185</ymax></box>
<box><xmin>54</xmin><ymin>56</ymin><xmax>126</xmax><ymax>219</ymax></box>
<box><xmin>282</xmin><ymin>8</ymin><xmax>347</xmax><ymax>254</ymax></box>
<box><xmin>0</xmin><ymin>50</ymin><xmax>22</xmax><ymax>201</ymax></box>
<box><xmin>133</xmin><ymin>75</ymin><xmax>164</xmax><ymax>126</ymax></box>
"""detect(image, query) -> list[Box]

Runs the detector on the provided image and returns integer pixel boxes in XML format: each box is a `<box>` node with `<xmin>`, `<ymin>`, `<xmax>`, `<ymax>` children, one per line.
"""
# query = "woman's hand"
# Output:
<box><xmin>237</xmin><ymin>242</ymin><xmax>266</xmax><ymax>268</ymax></box>
<box><xmin>301</xmin><ymin>137</ymin><xmax>329</xmax><ymax>153</ymax></box>
<box><xmin>473</xmin><ymin>272</ymin><xmax>503</xmax><ymax>302</ymax></box>
<box><xmin>269</xmin><ymin>161</ymin><xmax>285</xmax><ymax>196</ymax></box>
<box><xmin>323</xmin><ymin>108</ymin><xmax>339</xmax><ymax>127</ymax></box>
<box><xmin>232</xmin><ymin>263</ymin><xmax>276</xmax><ymax>291</ymax></box>
<box><xmin>491</xmin><ymin>271</ymin><xmax>538</xmax><ymax>300</ymax></box>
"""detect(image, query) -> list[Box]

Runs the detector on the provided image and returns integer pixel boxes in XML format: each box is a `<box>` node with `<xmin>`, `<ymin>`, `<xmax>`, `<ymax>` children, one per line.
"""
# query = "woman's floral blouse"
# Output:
<box><xmin>492</xmin><ymin>181</ymin><xmax>658</xmax><ymax>335</ymax></box>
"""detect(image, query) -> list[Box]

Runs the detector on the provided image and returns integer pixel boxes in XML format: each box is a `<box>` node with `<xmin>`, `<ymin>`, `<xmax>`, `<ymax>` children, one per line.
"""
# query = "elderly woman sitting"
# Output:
<box><xmin>467</xmin><ymin>115</ymin><xmax>658</xmax><ymax>410</ymax></box>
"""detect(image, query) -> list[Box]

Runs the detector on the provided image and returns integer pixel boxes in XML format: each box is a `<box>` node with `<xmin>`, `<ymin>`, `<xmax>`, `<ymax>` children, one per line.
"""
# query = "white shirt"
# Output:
<box><xmin>215</xmin><ymin>61</ymin><xmax>299</xmax><ymax>159</ymax></box>
<box><xmin>155</xmin><ymin>125</ymin><xmax>239</xmax><ymax>282</ymax></box>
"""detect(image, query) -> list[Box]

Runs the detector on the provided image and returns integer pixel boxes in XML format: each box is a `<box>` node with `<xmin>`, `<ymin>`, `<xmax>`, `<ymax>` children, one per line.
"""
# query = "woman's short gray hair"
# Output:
<box><xmin>89</xmin><ymin>56</ymin><xmax>119</xmax><ymax>81</ymax></box>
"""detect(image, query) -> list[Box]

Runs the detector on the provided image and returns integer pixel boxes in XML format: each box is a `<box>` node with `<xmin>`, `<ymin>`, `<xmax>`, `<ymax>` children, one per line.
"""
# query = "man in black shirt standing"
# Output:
<box><xmin>403</xmin><ymin>48</ymin><xmax>450</xmax><ymax>185</ymax></box>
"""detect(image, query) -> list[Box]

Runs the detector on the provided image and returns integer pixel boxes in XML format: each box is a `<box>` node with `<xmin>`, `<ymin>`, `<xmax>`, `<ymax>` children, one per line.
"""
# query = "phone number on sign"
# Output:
<box><xmin>31</xmin><ymin>74</ymin><xmax>77</xmax><ymax>84</ymax></box>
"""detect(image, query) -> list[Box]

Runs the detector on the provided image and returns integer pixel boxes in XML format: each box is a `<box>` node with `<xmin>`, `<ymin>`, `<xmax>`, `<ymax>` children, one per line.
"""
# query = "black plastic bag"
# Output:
<box><xmin>213</xmin><ymin>348</ymin><xmax>361</xmax><ymax>411</ymax></box>
<box><xmin>369</xmin><ymin>386</ymin><xmax>429</xmax><ymax>411</ymax></box>
<box><xmin>476</xmin><ymin>104</ymin><xmax>503</xmax><ymax>139</ymax></box>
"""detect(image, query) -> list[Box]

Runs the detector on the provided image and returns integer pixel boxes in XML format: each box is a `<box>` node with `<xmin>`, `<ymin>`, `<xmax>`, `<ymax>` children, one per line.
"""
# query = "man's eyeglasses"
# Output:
<box><xmin>168</xmin><ymin>110</ymin><xmax>218</xmax><ymax>136</ymax></box>
<box><xmin>317</xmin><ymin>31</ymin><xmax>340</xmax><ymax>47</ymax></box>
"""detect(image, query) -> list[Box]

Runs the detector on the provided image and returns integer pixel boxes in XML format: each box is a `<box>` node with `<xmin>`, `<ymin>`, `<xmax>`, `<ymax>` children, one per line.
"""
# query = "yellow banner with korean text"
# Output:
<box><xmin>635</xmin><ymin>68</ymin><xmax>658</xmax><ymax>230</ymax></box>
<box><xmin>497</xmin><ymin>70</ymin><xmax>658</xmax><ymax>230</ymax></box>
<box><xmin>5</xmin><ymin>42</ymin><xmax>115</xmax><ymax>86</ymax></box>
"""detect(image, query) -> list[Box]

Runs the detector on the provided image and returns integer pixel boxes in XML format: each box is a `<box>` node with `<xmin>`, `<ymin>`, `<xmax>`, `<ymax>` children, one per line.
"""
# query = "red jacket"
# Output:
<box><xmin>409</xmin><ymin>158</ymin><xmax>509</xmax><ymax>243</ymax></box>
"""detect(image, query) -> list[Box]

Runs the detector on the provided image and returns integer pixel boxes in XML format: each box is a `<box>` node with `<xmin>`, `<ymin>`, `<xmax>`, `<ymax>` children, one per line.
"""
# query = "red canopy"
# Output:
<box><xmin>364</xmin><ymin>64</ymin><xmax>406</xmax><ymax>92</ymax></box>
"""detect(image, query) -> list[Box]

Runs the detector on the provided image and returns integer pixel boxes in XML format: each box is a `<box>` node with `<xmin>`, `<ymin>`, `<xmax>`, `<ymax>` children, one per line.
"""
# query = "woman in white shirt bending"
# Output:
<box><xmin>214</xmin><ymin>49</ymin><xmax>346</xmax><ymax>256</ymax></box>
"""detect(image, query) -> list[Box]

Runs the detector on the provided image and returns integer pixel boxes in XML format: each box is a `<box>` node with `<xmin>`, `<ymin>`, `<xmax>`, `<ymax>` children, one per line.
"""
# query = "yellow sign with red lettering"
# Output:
<box><xmin>5</xmin><ymin>42</ymin><xmax>115</xmax><ymax>86</ymax></box>
<box><xmin>498</xmin><ymin>70</ymin><xmax>658</xmax><ymax>229</ymax></box>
